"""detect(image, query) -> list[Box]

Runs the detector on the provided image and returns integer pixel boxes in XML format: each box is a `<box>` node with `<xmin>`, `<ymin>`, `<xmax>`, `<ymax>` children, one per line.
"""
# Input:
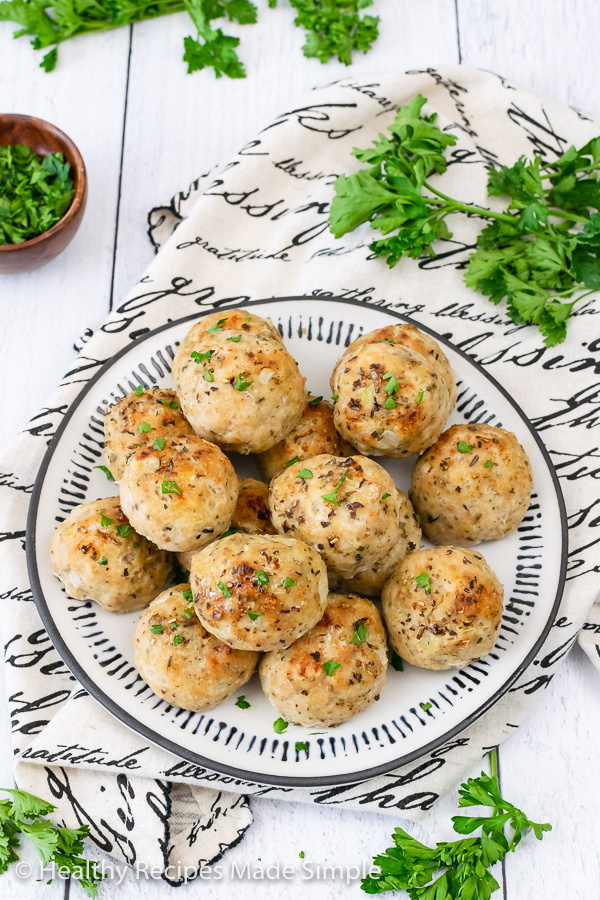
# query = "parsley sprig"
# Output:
<box><xmin>269</xmin><ymin>0</ymin><xmax>379</xmax><ymax>65</ymax></box>
<box><xmin>329</xmin><ymin>93</ymin><xmax>600</xmax><ymax>346</ymax></box>
<box><xmin>0</xmin><ymin>788</ymin><xmax>104</xmax><ymax>897</ymax></box>
<box><xmin>361</xmin><ymin>752</ymin><xmax>551</xmax><ymax>898</ymax></box>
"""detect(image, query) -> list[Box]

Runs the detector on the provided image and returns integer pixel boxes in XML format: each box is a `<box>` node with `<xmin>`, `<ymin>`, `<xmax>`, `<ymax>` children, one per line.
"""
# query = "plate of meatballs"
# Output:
<box><xmin>27</xmin><ymin>297</ymin><xmax>566</xmax><ymax>787</ymax></box>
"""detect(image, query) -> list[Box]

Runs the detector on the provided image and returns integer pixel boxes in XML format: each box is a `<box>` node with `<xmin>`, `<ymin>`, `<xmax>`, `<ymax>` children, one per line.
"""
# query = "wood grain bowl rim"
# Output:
<box><xmin>0</xmin><ymin>113</ymin><xmax>87</xmax><ymax>255</ymax></box>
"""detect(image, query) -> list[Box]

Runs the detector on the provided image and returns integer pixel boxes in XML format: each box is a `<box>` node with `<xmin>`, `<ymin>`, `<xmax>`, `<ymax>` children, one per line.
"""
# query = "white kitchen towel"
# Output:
<box><xmin>2</xmin><ymin>65</ymin><xmax>600</xmax><ymax>877</ymax></box>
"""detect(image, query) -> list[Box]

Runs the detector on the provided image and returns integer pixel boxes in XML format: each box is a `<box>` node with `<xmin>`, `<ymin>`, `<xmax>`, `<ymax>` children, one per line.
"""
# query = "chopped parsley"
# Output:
<box><xmin>100</xmin><ymin>514</ymin><xmax>113</xmax><ymax>527</ymax></box>
<box><xmin>235</xmin><ymin>695</ymin><xmax>251</xmax><ymax>709</ymax></box>
<box><xmin>247</xmin><ymin>610</ymin><xmax>265</xmax><ymax>621</ymax></box>
<box><xmin>191</xmin><ymin>350</ymin><xmax>212</xmax><ymax>364</ymax></box>
<box><xmin>218</xmin><ymin>581</ymin><xmax>231</xmax><ymax>598</ymax></box>
<box><xmin>383</xmin><ymin>372</ymin><xmax>400</xmax><ymax>394</ymax></box>
<box><xmin>115</xmin><ymin>524</ymin><xmax>133</xmax><ymax>538</ymax></box>
<box><xmin>282</xmin><ymin>577</ymin><xmax>296</xmax><ymax>588</ymax></box>
<box><xmin>153</xmin><ymin>437</ymin><xmax>166</xmax><ymax>451</ymax></box>
<box><xmin>376</xmin><ymin>339</ymin><xmax>394</xmax><ymax>345</ymax></box>
<box><xmin>390</xmin><ymin>651</ymin><xmax>404</xmax><ymax>672</ymax></box>
<box><xmin>95</xmin><ymin>465</ymin><xmax>115</xmax><ymax>482</ymax></box>
<box><xmin>173</xmin><ymin>634</ymin><xmax>184</xmax><ymax>645</ymax></box>
<box><xmin>322</xmin><ymin>660</ymin><xmax>341</xmax><ymax>676</ymax></box>
<box><xmin>484</xmin><ymin>459</ymin><xmax>494</xmax><ymax>468</ymax></box>
<box><xmin>457</xmin><ymin>441</ymin><xmax>473</xmax><ymax>453</ymax></box>
<box><xmin>255</xmin><ymin>571</ymin><xmax>270</xmax><ymax>586</ymax></box>
<box><xmin>331</xmin><ymin>394</ymin><xmax>339</xmax><ymax>402</ymax></box>
<box><xmin>321</xmin><ymin>470</ymin><xmax>348</xmax><ymax>506</ymax></box>
<box><xmin>221</xmin><ymin>525</ymin><xmax>239</xmax><ymax>538</ymax></box>
<box><xmin>245</xmin><ymin>316</ymin><xmax>252</xmax><ymax>322</ymax></box>
<box><xmin>150</xmin><ymin>623</ymin><xmax>164</xmax><ymax>634</ymax></box>
<box><xmin>286</xmin><ymin>456</ymin><xmax>301</xmax><ymax>467</ymax></box>
<box><xmin>227</xmin><ymin>335</ymin><xmax>242</xmax><ymax>342</ymax></box>
<box><xmin>308</xmin><ymin>395</ymin><xmax>323</xmax><ymax>405</ymax></box>
<box><xmin>416</xmin><ymin>390</ymin><xmax>424</xmax><ymax>403</ymax></box>
<box><xmin>97</xmin><ymin>557</ymin><xmax>108</xmax><ymax>566</ymax></box>
<box><xmin>183</xmin><ymin>608</ymin><xmax>195</xmax><ymax>620</ymax></box>
<box><xmin>0</xmin><ymin>145</ymin><xmax>75</xmax><ymax>244</ymax></box>
<box><xmin>299</xmin><ymin>850</ymin><xmax>306</xmax><ymax>858</ymax></box>
<box><xmin>349</xmin><ymin>622</ymin><xmax>368</xmax><ymax>644</ymax></box>
<box><xmin>384</xmin><ymin>397</ymin><xmax>397</xmax><ymax>409</ymax></box>
<box><xmin>161</xmin><ymin>479</ymin><xmax>181</xmax><ymax>495</ymax></box>
<box><xmin>134</xmin><ymin>384</ymin><xmax>144</xmax><ymax>396</ymax></box>
<box><xmin>421</xmin><ymin>702</ymin><xmax>432</xmax><ymax>712</ymax></box>
<box><xmin>235</xmin><ymin>373</ymin><xmax>252</xmax><ymax>391</ymax></box>
<box><xmin>295</xmin><ymin>742</ymin><xmax>309</xmax><ymax>752</ymax></box>
<box><xmin>138</xmin><ymin>421</ymin><xmax>151</xmax><ymax>434</ymax></box>
<box><xmin>415</xmin><ymin>572</ymin><xmax>431</xmax><ymax>594</ymax></box>
<box><xmin>381</xmin><ymin>492</ymin><xmax>391</xmax><ymax>500</ymax></box>
<box><xmin>298</xmin><ymin>468</ymin><xmax>313</xmax><ymax>479</ymax></box>
<box><xmin>273</xmin><ymin>717</ymin><xmax>288</xmax><ymax>734</ymax></box>
<box><xmin>414</xmin><ymin>513</ymin><xmax>421</xmax><ymax>525</ymax></box>
<box><xmin>205</xmin><ymin>369</ymin><xmax>215</xmax><ymax>383</ymax></box>
<box><xmin>182</xmin><ymin>590</ymin><xmax>193</xmax><ymax>603</ymax></box>
<box><xmin>158</xmin><ymin>398</ymin><xmax>179</xmax><ymax>408</ymax></box>
<box><xmin>206</xmin><ymin>317</ymin><xmax>228</xmax><ymax>334</ymax></box>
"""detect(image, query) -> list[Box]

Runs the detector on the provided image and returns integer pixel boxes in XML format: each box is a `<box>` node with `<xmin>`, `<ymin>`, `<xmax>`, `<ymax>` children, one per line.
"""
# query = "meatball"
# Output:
<box><xmin>269</xmin><ymin>454</ymin><xmax>403</xmax><ymax>580</ymax></box>
<box><xmin>190</xmin><ymin>533</ymin><xmax>328</xmax><ymax>652</ymax></box>
<box><xmin>134</xmin><ymin>584</ymin><xmax>258</xmax><ymax>712</ymax></box>
<box><xmin>172</xmin><ymin>324</ymin><xmax>306</xmax><ymax>454</ymax></box>
<box><xmin>260</xmin><ymin>593</ymin><xmax>388</xmax><ymax>727</ymax></box>
<box><xmin>329</xmin><ymin>490</ymin><xmax>421</xmax><ymax>596</ymax></box>
<box><xmin>175</xmin><ymin>308</ymin><xmax>283</xmax><ymax>365</ymax></box>
<box><xmin>49</xmin><ymin>497</ymin><xmax>172</xmax><ymax>613</ymax></box>
<box><xmin>258</xmin><ymin>398</ymin><xmax>345</xmax><ymax>482</ymax></box>
<box><xmin>119</xmin><ymin>435</ymin><xmax>238</xmax><ymax>552</ymax></box>
<box><xmin>103</xmin><ymin>386</ymin><xmax>194</xmax><ymax>481</ymax></box>
<box><xmin>382</xmin><ymin>546</ymin><xmax>503</xmax><ymax>670</ymax></box>
<box><xmin>411</xmin><ymin>423</ymin><xmax>533</xmax><ymax>546</ymax></box>
<box><xmin>330</xmin><ymin>323</ymin><xmax>457</xmax><ymax>457</ymax></box>
<box><xmin>175</xmin><ymin>477</ymin><xmax>275</xmax><ymax>572</ymax></box>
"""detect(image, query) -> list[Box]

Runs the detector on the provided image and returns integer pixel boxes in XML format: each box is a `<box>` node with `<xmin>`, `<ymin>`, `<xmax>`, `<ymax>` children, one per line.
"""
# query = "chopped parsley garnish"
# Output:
<box><xmin>173</xmin><ymin>634</ymin><xmax>184</xmax><ymax>645</ymax></box>
<box><xmin>161</xmin><ymin>479</ymin><xmax>181</xmax><ymax>495</ymax></box>
<box><xmin>98</xmin><ymin>557</ymin><xmax>108</xmax><ymax>566</ymax></box>
<box><xmin>308</xmin><ymin>395</ymin><xmax>323</xmax><ymax>405</ymax></box>
<box><xmin>218</xmin><ymin>581</ymin><xmax>231</xmax><ymax>598</ymax></box>
<box><xmin>100</xmin><ymin>514</ymin><xmax>113</xmax><ymax>527</ymax></box>
<box><xmin>282</xmin><ymin>577</ymin><xmax>296</xmax><ymax>588</ymax></box>
<box><xmin>182</xmin><ymin>589</ymin><xmax>193</xmax><ymax>603</ymax></box>
<box><xmin>299</xmin><ymin>850</ymin><xmax>306</xmax><ymax>858</ymax></box>
<box><xmin>376</xmin><ymin>339</ymin><xmax>394</xmax><ymax>345</ymax></box>
<box><xmin>235</xmin><ymin>695</ymin><xmax>251</xmax><ymax>709</ymax></box>
<box><xmin>484</xmin><ymin>459</ymin><xmax>494</xmax><ymax>468</ymax></box>
<box><xmin>138</xmin><ymin>421</ymin><xmax>151</xmax><ymax>434</ymax></box>
<box><xmin>153</xmin><ymin>437</ymin><xmax>166</xmax><ymax>451</ymax></box>
<box><xmin>227</xmin><ymin>334</ymin><xmax>242</xmax><ymax>342</ymax></box>
<box><xmin>206</xmin><ymin>317</ymin><xmax>228</xmax><ymax>334</ymax></box>
<box><xmin>158</xmin><ymin>398</ymin><xmax>179</xmax><ymax>408</ymax></box>
<box><xmin>349</xmin><ymin>622</ymin><xmax>368</xmax><ymax>644</ymax></box>
<box><xmin>273</xmin><ymin>717</ymin><xmax>288</xmax><ymax>734</ymax></box>
<box><xmin>247</xmin><ymin>610</ymin><xmax>265</xmax><ymax>621</ymax></box>
<box><xmin>286</xmin><ymin>456</ymin><xmax>301</xmax><ymax>467</ymax></box>
<box><xmin>298</xmin><ymin>468</ymin><xmax>313</xmax><ymax>479</ymax></box>
<box><xmin>421</xmin><ymin>702</ymin><xmax>432</xmax><ymax>712</ymax></box>
<box><xmin>221</xmin><ymin>525</ymin><xmax>239</xmax><ymax>538</ymax></box>
<box><xmin>321</xmin><ymin>470</ymin><xmax>348</xmax><ymax>506</ymax></box>
<box><xmin>414</xmin><ymin>513</ymin><xmax>421</xmax><ymax>525</ymax></box>
<box><xmin>507</xmin><ymin>602</ymin><xmax>515</xmax><ymax>610</ymax></box>
<box><xmin>183</xmin><ymin>607</ymin><xmax>195</xmax><ymax>620</ymax></box>
<box><xmin>150</xmin><ymin>623</ymin><xmax>164</xmax><ymax>634</ymax></box>
<box><xmin>383</xmin><ymin>372</ymin><xmax>400</xmax><ymax>394</ymax></box>
<box><xmin>322</xmin><ymin>660</ymin><xmax>341</xmax><ymax>676</ymax></box>
<box><xmin>331</xmin><ymin>394</ymin><xmax>339</xmax><ymax>402</ymax></box>
<box><xmin>134</xmin><ymin>384</ymin><xmax>144</xmax><ymax>396</ymax></box>
<box><xmin>95</xmin><ymin>465</ymin><xmax>115</xmax><ymax>482</ymax></box>
<box><xmin>416</xmin><ymin>390</ymin><xmax>424</xmax><ymax>403</ymax></box>
<box><xmin>415</xmin><ymin>572</ymin><xmax>431</xmax><ymax>594</ymax></box>
<box><xmin>457</xmin><ymin>441</ymin><xmax>473</xmax><ymax>453</ymax></box>
<box><xmin>381</xmin><ymin>492</ymin><xmax>391</xmax><ymax>500</ymax></box>
<box><xmin>115</xmin><ymin>524</ymin><xmax>133</xmax><ymax>538</ymax></box>
<box><xmin>295</xmin><ymin>742</ymin><xmax>309</xmax><ymax>752</ymax></box>
<box><xmin>205</xmin><ymin>369</ymin><xmax>215</xmax><ymax>383</ymax></box>
<box><xmin>255</xmin><ymin>571</ymin><xmax>270</xmax><ymax>586</ymax></box>
<box><xmin>191</xmin><ymin>350</ymin><xmax>212</xmax><ymax>364</ymax></box>
<box><xmin>245</xmin><ymin>316</ymin><xmax>252</xmax><ymax>322</ymax></box>
<box><xmin>235</xmin><ymin>373</ymin><xmax>252</xmax><ymax>391</ymax></box>
<box><xmin>0</xmin><ymin>145</ymin><xmax>74</xmax><ymax>244</ymax></box>
<box><xmin>390</xmin><ymin>651</ymin><xmax>404</xmax><ymax>671</ymax></box>
<box><xmin>384</xmin><ymin>396</ymin><xmax>397</xmax><ymax>409</ymax></box>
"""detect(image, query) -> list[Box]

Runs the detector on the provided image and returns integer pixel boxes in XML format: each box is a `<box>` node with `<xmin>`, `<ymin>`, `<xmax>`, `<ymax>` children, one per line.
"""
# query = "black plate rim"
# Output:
<box><xmin>26</xmin><ymin>295</ymin><xmax>568</xmax><ymax>788</ymax></box>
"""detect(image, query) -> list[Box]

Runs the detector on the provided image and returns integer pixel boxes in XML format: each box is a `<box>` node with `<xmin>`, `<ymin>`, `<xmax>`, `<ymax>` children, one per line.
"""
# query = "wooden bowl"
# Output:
<box><xmin>0</xmin><ymin>114</ymin><xmax>87</xmax><ymax>275</ymax></box>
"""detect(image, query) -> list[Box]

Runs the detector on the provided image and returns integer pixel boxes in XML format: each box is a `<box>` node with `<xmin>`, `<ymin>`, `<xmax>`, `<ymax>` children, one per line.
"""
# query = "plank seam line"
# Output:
<box><xmin>454</xmin><ymin>0</ymin><xmax>463</xmax><ymax>63</ymax></box>
<box><xmin>109</xmin><ymin>24</ymin><xmax>134</xmax><ymax>313</ymax></box>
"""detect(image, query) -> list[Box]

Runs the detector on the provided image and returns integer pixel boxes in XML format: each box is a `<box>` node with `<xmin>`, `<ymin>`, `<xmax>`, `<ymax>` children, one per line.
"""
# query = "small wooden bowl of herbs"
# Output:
<box><xmin>0</xmin><ymin>114</ymin><xmax>87</xmax><ymax>274</ymax></box>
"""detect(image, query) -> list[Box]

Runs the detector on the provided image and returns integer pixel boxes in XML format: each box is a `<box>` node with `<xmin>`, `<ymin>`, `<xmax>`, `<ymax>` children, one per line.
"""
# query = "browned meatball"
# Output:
<box><xmin>259</xmin><ymin>593</ymin><xmax>388</xmax><ymax>727</ymax></box>
<box><xmin>175</xmin><ymin>308</ymin><xmax>283</xmax><ymax>364</ymax></box>
<box><xmin>382</xmin><ymin>546</ymin><xmax>504</xmax><ymax>670</ymax></box>
<box><xmin>330</xmin><ymin>324</ymin><xmax>457</xmax><ymax>457</ymax></box>
<box><xmin>103</xmin><ymin>386</ymin><xmax>194</xmax><ymax>481</ymax></box>
<box><xmin>258</xmin><ymin>399</ymin><xmax>345</xmax><ymax>482</ymax></box>
<box><xmin>411</xmin><ymin>423</ymin><xmax>533</xmax><ymax>546</ymax></box>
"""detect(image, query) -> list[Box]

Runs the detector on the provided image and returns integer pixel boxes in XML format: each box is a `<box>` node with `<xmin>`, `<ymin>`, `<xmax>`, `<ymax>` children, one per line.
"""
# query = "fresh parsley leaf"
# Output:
<box><xmin>161</xmin><ymin>479</ymin><xmax>181</xmax><ymax>495</ymax></box>
<box><xmin>273</xmin><ymin>717</ymin><xmax>288</xmax><ymax>734</ymax></box>
<box><xmin>286</xmin><ymin>456</ymin><xmax>301</xmax><ymax>467</ymax></box>
<box><xmin>323</xmin><ymin>659</ymin><xmax>341</xmax><ymax>676</ymax></box>
<box><xmin>134</xmin><ymin>384</ymin><xmax>144</xmax><ymax>396</ymax></box>
<box><xmin>381</xmin><ymin>492</ymin><xmax>391</xmax><ymax>500</ymax></box>
<box><xmin>115</xmin><ymin>524</ymin><xmax>133</xmax><ymax>537</ymax></box>
<box><xmin>308</xmin><ymin>395</ymin><xmax>323</xmax><ymax>405</ymax></box>
<box><xmin>191</xmin><ymin>350</ymin><xmax>212</xmax><ymax>364</ymax></box>
<box><xmin>235</xmin><ymin>373</ymin><xmax>252</xmax><ymax>391</ymax></box>
<box><xmin>255</xmin><ymin>571</ymin><xmax>269</xmax><ymax>585</ymax></box>
<box><xmin>457</xmin><ymin>441</ymin><xmax>472</xmax><ymax>453</ymax></box>
<box><xmin>97</xmin><ymin>557</ymin><xmax>108</xmax><ymax>566</ymax></box>
<box><xmin>0</xmin><ymin>144</ymin><xmax>74</xmax><ymax>244</ymax></box>
<box><xmin>99</xmin><ymin>514</ymin><xmax>113</xmax><ymax>527</ymax></box>
<box><xmin>247</xmin><ymin>610</ymin><xmax>265</xmax><ymax>621</ymax></box>
<box><xmin>227</xmin><ymin>334</ymin><xmax>242</xmax><ymax>342</ymax></box>
<box><xmin>349</xmin><ymin>621</ymin><xmax>368</xmax><ymax>644</ymax></box>
<box><xmin>221</xmin><ymin>525</ymin><xmax>239</xmax><ymax>538</ymax></box>
<box><xmin>218</xmin><ymin>581</ymin><xmax>231</xmax><ymax>598</ymax></box>
<box><xmin>384</xmin><ymin>397</ymin><xmax>397</xmax><ymax>409</ymax></box>
<box><xmin>299</xmin><ymin>850</ymin><xmax>306</xmax><ymax>858</ymax></box>
<box><xmin>321</xmin><ymin>470</ymin><xmax>348</xmax><ymax>505</ymax></box>
<box><xmin>94</xmin><ymin>465</ymin><xmax>115</xmax><ymax>482</ymax></box>
<box><xmin>295</xmin><ymin>742</ymin><xmax>309</xmax><ymax>752</ymax></box>
<box><xmin>40</xmin><ymin>46</ymin><xmax>58</xmax><ymax>71</ymax></box>
<box><xmin>138</xmin><ymin>421</ymin><xmax>151</xmax><ymax>434</ymax></box>
<box><xmin>153</xmin><ymin>438</ymin><xmax>166</xmax><ymax>451</ymax></box>
<box><xmin>150</xmin><ymin>623</ymin><xmax>164</xmax><ymax>634</ymax></box>
<box><xmin>415</xmin><ymin>572</ymin><xmax>431</xmax><ymax>594</ymax></box>
<box><xmin>390</xmin><ymin>651</ymin><xmax>404</xmax><ymax>671</ymax></box>
<box><xmin>235</xmin><ymin>695</ymin><xmax>251</xmax><ymax>709</ymax></box>
<box><xmin>173</xmin><ymin>633</ymin><xmax>184</xmax><ymax>645</ymax></box>
<box><xmin>484</xmin><ymin>459</ymin><xmax>493</xmax><ymax>468</ymax></box>
<box><xmin>282</xmin><ymin>577</ymin><xmax>296</xmax><ymax>588</ymax></box>
<box><xmin>421</xmin><ymin>701</ymin><xmax>432</xmax><ymax>712</ymax></box>
<box><xmin>205</xmin><ymin>369</ymin><xmax>215</xmax><ymax>382</ymax></box>
<box><xmin>416</xmin><ymin>390</ymin><xmax>424</xmax><ymax>403</ymax></box>
<box><xmin>206</xmin><ymin>316</ymin><xmax>228</xmax><ymax>333</ymax></box>
<box><xmin>183</xmin><ymin>607</ymin><xmax>195</xmax><ymax>619</ymax></box>
<box><xmin>182</xmin><ymin>589</ymin><xmax>193</xmax><ymax>602</ymax></box>
<box><xmin>414</xmin><ymin>513</ymin><xmax>421</xmax><ymax>525</ymax></box>
<box><xmin>158</xmin><ymin>397</ymin><xmax>179</xmax><ymax>408</ymax></box>
<box><xmin>298</xmin><ymin>468</ymin><xmax>313</xmax><ymax>479</ymax></box>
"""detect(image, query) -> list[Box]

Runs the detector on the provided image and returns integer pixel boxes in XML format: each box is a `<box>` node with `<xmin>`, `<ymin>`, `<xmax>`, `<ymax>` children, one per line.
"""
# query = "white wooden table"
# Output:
<box><xmin>2</xmin><ymin>2</ymin><xmax>600</xmax><ymax>897</ymax></box>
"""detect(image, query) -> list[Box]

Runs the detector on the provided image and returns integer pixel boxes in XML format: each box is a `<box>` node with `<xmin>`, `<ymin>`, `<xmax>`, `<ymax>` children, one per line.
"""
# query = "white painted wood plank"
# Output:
<box><xmin>111</xmin><ymin>0</ymin><xmax>459</xmax><ymax>301</ymax></box>
<box><xmin>457</xmin><ymin>0</ymin><xmax>600</xmax><ymax>116</ymax></box>
<box><xmin>0</xmin><ymin>27</ymin><xmax>131</xmax><ymax>449</ymax></box>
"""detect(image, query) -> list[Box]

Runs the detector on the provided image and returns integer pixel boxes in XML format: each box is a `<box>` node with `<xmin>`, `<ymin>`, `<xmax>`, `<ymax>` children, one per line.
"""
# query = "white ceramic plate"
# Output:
<box><xmin>27</xmin><ymin>297</ymin><xmax>566</xmax><ymax>787</ymax></box>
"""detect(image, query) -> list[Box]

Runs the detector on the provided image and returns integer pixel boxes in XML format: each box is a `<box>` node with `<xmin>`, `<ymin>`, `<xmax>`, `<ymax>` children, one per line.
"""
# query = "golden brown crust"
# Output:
<box><xmin>411</xmin><ymin>423</ymin><xmax>533</xmax><ymax>546</ymax></box>
<box><xmin>49</xmin><ymin>497</ymin><xmax>172</xmax><ymax>612</ymax></box>
<box><xmin>330</xmin><ymin>324</ymin><xmax>457</xmax><ymax>458</ymax></box>
<box><xmin>133</xmin><ymin>584</ymin><xmax>258</xmax><ymax>712</ymax></box>
<box><xmin>191</xmin><ymin>533</ymin><xmax>329</xmax><ymax>652</ymax></box>
<box><xmin>175</xmin><ymin>309</ymin><xmax>283</xmax><ymax>365</ymax></box>
<box><xmin>103</xmin><ymin>387</ymin><xmax>194</xmax><ymax>481</ymax></box>
<box><xmin>233</xmin><ymin>478</ymin><xmax>277</xmax><ymax>534</ymax></box>
<box><xmin>259</xmin><ymin>592</ymin><xmax>388</xmax><ymax>727</ymax></box>
<box><xmin>119</xmin><ymin>434</ymin><xmax>238</xmax><ymax>552</ymax></box>
<box><xmin>258</xmin><ymin>399</ymin><xmax>344</xmax><ymax>482</ymax></box>
<box><xmin>382</xmin><ymin>546</ymin><xmax>503</xmax><ymax>670</ymax></box>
